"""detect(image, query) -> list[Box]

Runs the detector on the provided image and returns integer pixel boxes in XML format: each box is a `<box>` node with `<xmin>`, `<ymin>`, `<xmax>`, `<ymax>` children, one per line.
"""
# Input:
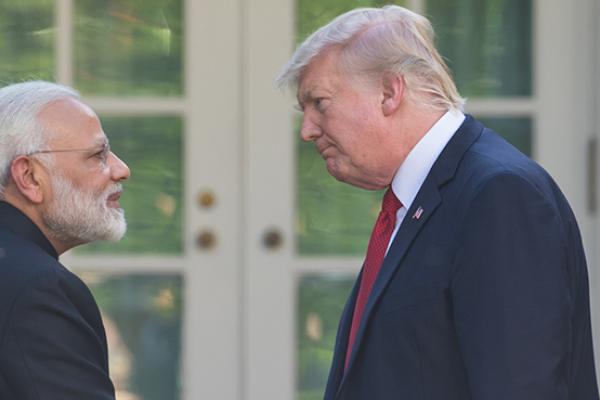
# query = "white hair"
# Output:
<box><xmin>0</xmin><ymin>80</ymin><xmax>80</xmax><ymax>196</ymax></box>
<box><xmin>43</xmin><ymin>173</ymin><xmax>126</xmax><ymax>245</ymax></box>
<box><xmin>276</xmin><ymin>5</ymin><xmax>465</xmax><ymax>111</ymax></box>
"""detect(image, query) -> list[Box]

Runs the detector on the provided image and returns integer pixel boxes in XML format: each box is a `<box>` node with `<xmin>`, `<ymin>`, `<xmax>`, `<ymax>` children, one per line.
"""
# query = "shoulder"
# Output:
<box><xmin>457</xmin><ymin>127</ymin><xmax>559</xmax><ymax>203</ymax></box>
<box><xmin>0</xmin><ymin>228</ymin><xmax>101</xmax><ymax>345</ymax></box>
<box><xmin>0</xmin><ymin>228</ymin><xmax>59</xmax><ymax>336</ymax></box>
<box><xmin>439</xmin><ymin>124</ymin><xmax>577</xmax><ymax>240</ymax></box>
<box><xmin>0</xmin><ymin>229</ymin><xmax>113</xmax><ymax>398</ymax></box>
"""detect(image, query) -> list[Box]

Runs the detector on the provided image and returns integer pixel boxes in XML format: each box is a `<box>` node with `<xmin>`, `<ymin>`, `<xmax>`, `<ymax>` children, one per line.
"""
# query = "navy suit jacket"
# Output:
<box><xmin>0</xmin><ymin>202</ymin><xmax>115</xmax><ymax>399</ymax></box>
<box><xmin>325</xmin><ymin>116</ymin><xmax>599</xmax><ymax>400</ymax></box>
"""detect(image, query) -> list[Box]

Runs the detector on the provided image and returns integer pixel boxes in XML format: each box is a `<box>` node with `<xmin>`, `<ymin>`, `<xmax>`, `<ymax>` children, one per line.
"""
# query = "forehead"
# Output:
<box><xmin>38</xmin><ymin>97</ymin><xmax>106</xmax><ymax>147</ymax></box>
<box><xmin>297</xmin><ymin>50</ymin><xmax>345</xmax><ymax>100</ymax></box>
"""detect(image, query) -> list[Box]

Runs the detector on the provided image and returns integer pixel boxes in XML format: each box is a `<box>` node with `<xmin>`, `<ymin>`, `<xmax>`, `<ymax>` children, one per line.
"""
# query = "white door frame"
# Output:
<box><xmin>243</xmin><ymin>0</ymin><xmax>296</xmax><ymax>398</ymax></box>
<box><xmin>182</xmin><ymin>0</ymin><xmax>242</xmax><ymax>398</ymax></box>
<box><xmin>536</xmin><ymin>0</ymin><xmax>598</xmax><ymax>379</ymax></box>
<box><xmin>60</xmin><ymin>0</ymin><xmax>244</xmax><ymax>398</ymax></box>
<box><xmin>590</xmin><ymin>0</ymin><xmax>600</xmax><ymax>380</ymax></box>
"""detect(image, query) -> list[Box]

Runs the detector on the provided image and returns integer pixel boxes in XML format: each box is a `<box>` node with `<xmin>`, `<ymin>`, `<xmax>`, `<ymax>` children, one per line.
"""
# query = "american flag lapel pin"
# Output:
<box><xmin>412</xmin><ymin>206</ymin><xmax>424</xmax><ymax>220</ymax></box>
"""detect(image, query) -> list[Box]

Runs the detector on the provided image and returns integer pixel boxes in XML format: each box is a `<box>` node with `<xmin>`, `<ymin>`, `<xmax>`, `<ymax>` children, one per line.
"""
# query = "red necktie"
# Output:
<box><xmin>345</xmin><ymin>188</ymin><xmax>402</xmax><ymax>369</ymax></box>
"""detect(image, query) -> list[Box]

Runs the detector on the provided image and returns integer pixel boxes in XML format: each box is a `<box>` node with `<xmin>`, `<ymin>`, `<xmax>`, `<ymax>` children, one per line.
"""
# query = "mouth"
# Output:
<box><xmin>106</xmin><ymin>191</ymin><xmax>122</xmax><ymax>208</ymax></box>
<box><xmin>316</xmin><ymin>142</ymin><xmax>334</xmax><ymax>159</ymax></box>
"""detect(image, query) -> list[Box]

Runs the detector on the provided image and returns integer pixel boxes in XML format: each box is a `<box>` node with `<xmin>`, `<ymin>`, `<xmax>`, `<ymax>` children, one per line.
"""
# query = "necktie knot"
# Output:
<box><xmin>382</xmin><ymin>188</ymin><xmax>402</xmax><ymax>216</ymax></box>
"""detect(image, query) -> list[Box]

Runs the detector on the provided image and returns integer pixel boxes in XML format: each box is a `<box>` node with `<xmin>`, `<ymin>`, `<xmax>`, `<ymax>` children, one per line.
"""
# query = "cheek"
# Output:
<box><xmin>324</xmin><ymin>100</ymin><xmax>378</xmax><ymax>145</ymax></box>
<box><xmin>75</xmin><ymin>174</ymin><xmax>110</xmax><ymax>194</ymax></box>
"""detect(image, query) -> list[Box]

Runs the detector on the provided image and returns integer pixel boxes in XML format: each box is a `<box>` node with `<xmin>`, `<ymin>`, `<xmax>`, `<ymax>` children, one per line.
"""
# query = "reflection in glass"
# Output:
<box><xmin>297</xmin><ymin>126</ymin><xmax>383</xmax><ymax>255</ymax></box>
<box><xmin>296</xmin><ymin>0</ymin><xmax>399</xmax><ymax>255</ymax></box>
<box><xmin>74</xmin><ymin>0</ymin><xmax>183</xmax><ymax>95</ymax></box>
<box><xmin>0</xmin><ymin>0</ymin><xmax>54</xmax><ymax>83</ymax></box>
<box><xmin>80</xmin><ymin>116</ymin><xmax>183</xmax><ymax>254</ymax></box>
<box><xmin>81</xmin><ymin>273</ymin><xmax>183</xmax><ymax>400</ymax></box>
<box><xmin>427</xmin><ymin>0</ymin><xmax>532</xmax><ymax>97</ymax></box>
<box><xmin>478</xmin><ymin>117</ymin><xmax>532</xmax><ymax>157</ymax></box>
<box><xmin>297</xmin><ymin>274</ymin><xmax>355</xmax><ymax>400</ymax></box>
<box><xmin>296</xmin><ymin>0</ymin><xmax>405</xmax><ymax>43</ymax></box>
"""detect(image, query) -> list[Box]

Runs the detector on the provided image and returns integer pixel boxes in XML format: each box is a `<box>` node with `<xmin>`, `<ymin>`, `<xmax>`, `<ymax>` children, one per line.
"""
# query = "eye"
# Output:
<box><xmin>93</xmin><ymin>144</ymin><xmax>111</xmax><ymax>165</ymax></box>
<box><xmin>293</xmin><ymin>103</ymin><xmax>304</xmax><ymax>113</ymax></box>
<box><xmin>314</xmin><ymin>97</ymin><xmax>327</xmax><ymax>112</ymax></box>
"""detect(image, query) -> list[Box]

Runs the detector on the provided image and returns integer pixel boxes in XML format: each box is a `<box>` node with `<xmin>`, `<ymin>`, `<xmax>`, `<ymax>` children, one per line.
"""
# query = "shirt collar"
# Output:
<box><xmin>391</xmin><ymin>110</ymin><xmax>465</xmax><ymax>210</ymax></box>
<box><xmin>0</xmin><ymin>201</ymin><xmax>59</xmax><ymax>259</ymax></box>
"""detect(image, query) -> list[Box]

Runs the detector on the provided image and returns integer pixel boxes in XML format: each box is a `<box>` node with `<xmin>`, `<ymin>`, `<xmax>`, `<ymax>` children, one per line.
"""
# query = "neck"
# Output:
<box><xmin>387</xmin><ymin>103</ymin><xmax>447</xmax><ymax>170</ymax></box>
<box><xmin>2</xmin><ymin>192</ymin><xmax>71</xmax><ymax>255</ymax></box>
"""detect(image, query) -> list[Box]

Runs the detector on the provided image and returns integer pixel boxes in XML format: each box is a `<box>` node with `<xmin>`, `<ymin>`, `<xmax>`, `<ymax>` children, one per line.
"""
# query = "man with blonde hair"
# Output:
<box><xmin>278</xmin><ymin>5</ymin><xmax>598</xmax><ymax>399</ymax></box>
<box><xmin>0</xmin><ymin>80</ymin><xmax>130</xmax><ymax>399</ymax></box>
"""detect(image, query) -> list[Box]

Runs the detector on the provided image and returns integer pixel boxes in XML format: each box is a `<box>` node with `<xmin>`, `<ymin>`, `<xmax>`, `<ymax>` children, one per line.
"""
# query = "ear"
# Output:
<box><xmin>9</xmin><ymin>156</ymin><xmax>46</xmax><ymax>204</ymax></box>
<box><xmin>381</xmin><ymin>73</ymin><xmax>405</xmax><ymax>116</ymax></box>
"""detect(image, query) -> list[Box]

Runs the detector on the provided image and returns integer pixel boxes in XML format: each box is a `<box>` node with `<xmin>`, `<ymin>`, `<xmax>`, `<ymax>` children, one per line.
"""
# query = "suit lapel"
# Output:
<box><xmin>339</xmin><ymin>180</ymin><xmax>442</xmax><ymax>384</ymax></box>
<box><xmin>335</xmin><ymin>116</ymin><xmax>484</xmax><ymax>396</ymax></box>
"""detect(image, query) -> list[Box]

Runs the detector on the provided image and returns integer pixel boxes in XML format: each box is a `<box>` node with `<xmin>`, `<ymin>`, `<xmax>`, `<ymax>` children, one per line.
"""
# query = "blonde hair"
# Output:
<box><xmin>276</xmin><ymin>5</ymin><xmax>464</xmax><ymax>111</ymax></box>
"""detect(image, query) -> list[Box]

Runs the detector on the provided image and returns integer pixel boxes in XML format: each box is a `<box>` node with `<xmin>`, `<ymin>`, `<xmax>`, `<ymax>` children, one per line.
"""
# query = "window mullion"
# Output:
<box><xmin>55</xmin><ymin>0</ymin><xmax>73</xmax><ymax>85</ymax></box>
<box><xmin>408</xmin><ymin>0</ymin><xmax>425</xmax><ymax>14</ymax></box>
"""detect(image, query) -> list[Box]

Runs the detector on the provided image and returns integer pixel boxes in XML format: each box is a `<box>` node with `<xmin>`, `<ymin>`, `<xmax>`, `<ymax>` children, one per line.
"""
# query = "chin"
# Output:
<box><xmin>334</xmin><ymin>172</ymin><xmax>387</xmax><ymax>190</ymax></box>
<box><xmin>325</xmin><ymin>159</ymin><xmax>342</xmax><ymax>178</ymax></box>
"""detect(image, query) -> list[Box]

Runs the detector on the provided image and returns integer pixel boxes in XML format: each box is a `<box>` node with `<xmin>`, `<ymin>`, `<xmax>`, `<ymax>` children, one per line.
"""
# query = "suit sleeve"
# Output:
<box><xmin>451</xmin><ymin>173</ymin><xmax>571</xmax><ymax>400</ymax></box>
<box><xmin>4</xmin><ymin>270</ymin><xmax>115</xmax><ymax>400</ymax></box>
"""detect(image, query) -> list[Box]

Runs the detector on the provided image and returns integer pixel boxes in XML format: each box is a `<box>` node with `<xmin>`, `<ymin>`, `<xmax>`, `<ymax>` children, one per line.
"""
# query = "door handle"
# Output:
<box><xmin>197</xmin><ymin>230</ymin><xmax>217</xmax><ymax>250</ymax></box>
<box><xmin>262</xmin><ymin>228</ymin><xmax>283</xmax><ymax>250</ymax></box>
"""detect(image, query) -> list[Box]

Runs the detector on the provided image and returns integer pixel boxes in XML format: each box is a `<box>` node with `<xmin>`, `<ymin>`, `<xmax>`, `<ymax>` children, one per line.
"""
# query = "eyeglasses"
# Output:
<box><xmin>27</xmin><ymin>143</ymin><xmax>112</xmax><ymax>167</ymax></box>
<box><xmin>27</xmin><ymin>143</ymin><xmax>109</xmax><ymax>156</ymax></box>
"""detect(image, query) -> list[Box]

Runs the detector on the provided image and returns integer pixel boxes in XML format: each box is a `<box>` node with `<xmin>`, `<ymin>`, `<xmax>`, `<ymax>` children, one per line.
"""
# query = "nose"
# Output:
<box><xmin>300</xmin><ymin>113</ymin><xmax>322</xmax><ymax>142</ymax></box>
<box><xmin>109</xmin><ymin>152</ymin><xmax>131</xmax><ymax>181</ymax></box>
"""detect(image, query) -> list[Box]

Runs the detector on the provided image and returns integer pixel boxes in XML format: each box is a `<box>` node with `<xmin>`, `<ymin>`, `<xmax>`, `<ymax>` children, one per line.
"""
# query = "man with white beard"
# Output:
<box><xmin>0</xmin><ymin>81</ymin><xmax>130</xmax><ymax>399</ymax></box>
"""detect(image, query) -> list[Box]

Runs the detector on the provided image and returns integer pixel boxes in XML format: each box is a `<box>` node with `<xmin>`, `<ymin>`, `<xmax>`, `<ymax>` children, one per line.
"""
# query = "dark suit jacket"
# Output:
<box><xmin>0</xmin><ymin>202</ymin><xmax>115</xmax><ymax>399</ymax></box>
<box><xmin>325</xmin><ymin>116</ymin><xmax>599</xmax><ymax>400</ymax></box>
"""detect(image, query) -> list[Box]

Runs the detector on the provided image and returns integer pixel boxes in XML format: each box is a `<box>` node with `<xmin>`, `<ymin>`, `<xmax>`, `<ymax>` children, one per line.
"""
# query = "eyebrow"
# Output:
<box><xmin>296</xmin><ymin>92</ymin><xmax>315</xmax><ymax>109</ymax></box>
<box><xmin>88</xmin><ymin>139</ymin><xmax>110</xmax><ymax>153</ymax></box>
<box><xmin>297</xmin><ymin>84</ymin><xmax>330</xmax><ymax>105</ymax></box>
<box><xmin>296</xmin><ymin>82</ymin><xmax>315</xmax><ymax>103</ymax></box>
<box><xmin>297</xmin><ymin>90</ymin><xmax>312</xmax><ymax>104</ymax></box>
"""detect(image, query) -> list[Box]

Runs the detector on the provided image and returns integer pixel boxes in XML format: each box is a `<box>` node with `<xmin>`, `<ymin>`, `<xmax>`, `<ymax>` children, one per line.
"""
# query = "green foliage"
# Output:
<box><xmin>0</xmin><ymin>0</ymin><xmax>54</xmax><ymax>83</ymax></box>
<box><xmin>80</xmin><ymin>116</ymin><xmax>183</xmax><ymax>254</ymax></box>
<box><xmin>297</xmin><ymin>132</ymin><xmax>383</xmax><ymax>255</ymax></box>
<box><xmin>74</xmin><ymin>0</ymin><xmax>183</xmax><ymax>95</ymax></box>
<box><xmin>296</xmin><ymin>275</ymin><xmax>355</xmax><ymax>398</ymax></box>
<box><xmin>427</xmin><ymin>0</ymin><xmax>532</xmax><ymax>96</ymax></box>
<box><xmin>87</xmin><ymin>274</ymin><xmax>183</xmax><ymax>400</ymax></box>
<box><xmin>296</xmin><ymin>0</ymin><xmax>405</xmax><ymax>43</ymax></box>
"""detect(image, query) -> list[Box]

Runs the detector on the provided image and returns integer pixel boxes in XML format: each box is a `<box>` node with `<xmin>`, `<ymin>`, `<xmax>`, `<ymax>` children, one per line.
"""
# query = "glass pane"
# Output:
<box><xmin>478</xmin><ymin>117</ymin><xmax>532</xmax><ymax>157</ymax></box>
<box><xmin>74</xmin><ymin>0</ymin><xmax>183</xmax><ymax>96</ymax></box>
<box><xmin>296</xmin><ymin>0</ymin><xmax>405</xmax><ymax>43</ymax></box>
<box><xmin>82</xmin><ymin>273</ymin><xmax>183</xmax><ymax>400</ymax></box>
<box><xmin>80</xmin><ymin>116</ymin><xmax>183</xmax><ymax>254</ymax></box>
<box><xmin>427</xmin><ymin>0</ymin><xmax>532</xmax><ymax>97</ymax></box>
<box><xmin>295</xmin><ymin>0</ymin><xmax>400</xmax><ymax>255</ymax></box>
<box><xmin>297</xmin><ymin>131</ymin><xmax>382</xmax><ymax>255</ymax></box>
<box><xmin>297</xmin><ymin>274</ymin><xmax>355</xmax><ymax>400</ymax></box>
<box><xmin>0</xmin><ymin>0</ymin><xmax>54</xmax><ymax>82</ymax></box>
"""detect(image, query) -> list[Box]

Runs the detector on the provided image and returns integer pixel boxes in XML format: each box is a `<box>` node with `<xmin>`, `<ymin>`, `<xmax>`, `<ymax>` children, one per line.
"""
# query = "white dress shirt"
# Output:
<box><xmin>386</xmin><ymin>110</ymin><xmax>466</xmax><ymax>253</ymax></box>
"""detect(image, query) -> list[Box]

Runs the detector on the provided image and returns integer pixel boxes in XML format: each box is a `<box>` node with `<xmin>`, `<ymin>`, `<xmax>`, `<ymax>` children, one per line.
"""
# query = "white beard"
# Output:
<box><xmin>43</xmin><ymin>174</ymin><xmax>127</xmax><ymax>246</ymax></box>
